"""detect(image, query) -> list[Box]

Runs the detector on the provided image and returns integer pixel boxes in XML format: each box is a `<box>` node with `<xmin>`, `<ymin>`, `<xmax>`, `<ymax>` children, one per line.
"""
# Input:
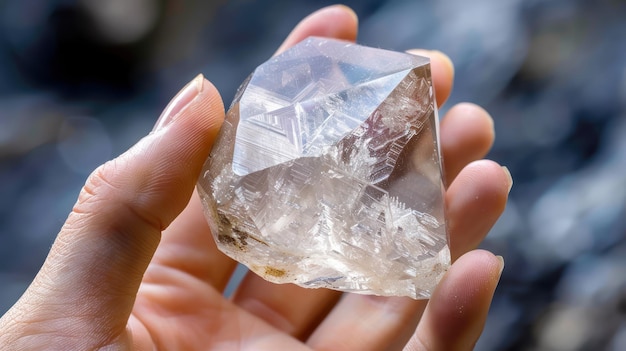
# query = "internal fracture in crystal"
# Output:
<box><xmin>197</xmin><ymin>37</ymin><xmax>450</xmax><ymax>299</ymax></box>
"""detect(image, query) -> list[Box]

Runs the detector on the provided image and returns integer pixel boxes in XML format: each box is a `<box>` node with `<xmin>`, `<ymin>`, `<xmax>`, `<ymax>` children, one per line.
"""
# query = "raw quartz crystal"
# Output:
<box><xmin>198</xmin><ymin>37</ymin><xmax>450</xmax><ymax>299</ymax></box>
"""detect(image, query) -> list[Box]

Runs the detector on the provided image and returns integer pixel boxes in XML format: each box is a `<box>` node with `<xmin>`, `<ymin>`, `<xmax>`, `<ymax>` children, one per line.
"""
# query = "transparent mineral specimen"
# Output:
<box><xmin>197</xmin><ymin>37</ymin><xmax>450</xmax><ymax>299</ymax></box>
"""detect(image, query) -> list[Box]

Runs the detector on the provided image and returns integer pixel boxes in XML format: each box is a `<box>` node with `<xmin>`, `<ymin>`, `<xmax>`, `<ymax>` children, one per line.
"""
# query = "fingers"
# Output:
<box><xmin>440</xmin><ymin>103</ymin><xmax>495</xmax><ymax>185</ymax></box>
<box><xmin>407</xmin><ymin>250</ymin><xmax>503</xmax><ymax>351</ymax></box>
<box><xmin>275</xmin><ymin>5</ymin><xmax>358</xmax><ymax>55</ymax></box>
<box><xmin>307</xmin><ymin>295</ymin><xmax>428</xmax><ymax>350</ymax></box>
<box><xmin>232</xmin><ymin>282</ymin><xmax>341</xmax><ymax>339</ymax></box>
<box><xmin>1</xmin><ymin>75</ymin><xmax>225</xmax><ymax>345</ymax></box>
<box><xmin>446</xmin><ymin>160</ymin><xmax>511</xmax><ymax>260</ymax></box>
<box><xmin>407</xmin><ymin>49</ymin><xmax>455</xmax><ymax>107</ymax></box>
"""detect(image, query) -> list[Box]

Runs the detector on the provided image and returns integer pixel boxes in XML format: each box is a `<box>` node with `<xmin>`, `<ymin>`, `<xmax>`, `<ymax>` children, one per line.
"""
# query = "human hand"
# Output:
<box><xmin>0</xmin><ymin>5</ymin><xmax>511</xmax><ymax>350</ymax></box>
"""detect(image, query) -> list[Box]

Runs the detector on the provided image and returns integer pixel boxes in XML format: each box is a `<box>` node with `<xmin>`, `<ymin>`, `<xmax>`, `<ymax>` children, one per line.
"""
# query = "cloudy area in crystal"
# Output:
<box><xmin>0</xmin><ymin>0</ymin><xmax>624</xmax><ymax>349</ymax></box>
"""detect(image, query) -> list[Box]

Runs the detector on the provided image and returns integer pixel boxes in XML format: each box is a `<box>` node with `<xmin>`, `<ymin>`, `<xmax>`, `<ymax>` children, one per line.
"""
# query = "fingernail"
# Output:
<box><xmin>501</xmin><ymin>166</ymin><xmax>513</xmax><ymax>194</ymax></box>
<box><xmin>152</xmin><ymin>74</ymin><xmax>204</xmax><ymax>132</ymax></box>
<box><xmin>496</xmin><ymin>255</ymin><xmax>505</xmax><ymax>277</ymax></box>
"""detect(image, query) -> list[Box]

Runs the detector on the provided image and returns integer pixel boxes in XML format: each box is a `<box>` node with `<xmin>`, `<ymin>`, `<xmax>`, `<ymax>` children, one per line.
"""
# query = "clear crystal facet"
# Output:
<box><xmin>198</xmin><ymin>37</ymin><xmax>450</xmax><ymax>299</ymax></box>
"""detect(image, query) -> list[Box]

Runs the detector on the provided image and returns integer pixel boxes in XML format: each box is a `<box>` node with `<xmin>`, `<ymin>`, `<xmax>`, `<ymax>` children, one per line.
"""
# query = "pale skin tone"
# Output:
<box><xmin>0</xmin><ymin>5</ymin><xmax>511</xmax><ymax>350</ymax></box>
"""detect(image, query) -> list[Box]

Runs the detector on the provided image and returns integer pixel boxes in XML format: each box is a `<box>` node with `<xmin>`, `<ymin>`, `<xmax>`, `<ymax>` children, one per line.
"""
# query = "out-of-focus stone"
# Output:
<box><xmin>197</xmin><ymin>37</ymin><xmax>449</xmax><ymax>299</ymax></box>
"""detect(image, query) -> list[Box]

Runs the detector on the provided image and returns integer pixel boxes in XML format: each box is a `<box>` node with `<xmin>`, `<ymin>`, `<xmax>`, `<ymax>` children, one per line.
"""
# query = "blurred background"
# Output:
<box><xmin>0</xmin><ymin>0</ymin><xmax>624</xmax><ymax>349</ymax></box>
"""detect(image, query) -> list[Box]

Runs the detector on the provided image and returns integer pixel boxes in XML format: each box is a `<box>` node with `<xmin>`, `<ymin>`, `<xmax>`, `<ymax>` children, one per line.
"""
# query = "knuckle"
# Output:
<box><xmin>70</xmin><ymin>158</ymin><xmax>163</xmax><ymax>232</ymax></box>
<box><xmin>79</xmin><ymin>160</ymin><xmax>126</xmax><ymax>208</ymax></box>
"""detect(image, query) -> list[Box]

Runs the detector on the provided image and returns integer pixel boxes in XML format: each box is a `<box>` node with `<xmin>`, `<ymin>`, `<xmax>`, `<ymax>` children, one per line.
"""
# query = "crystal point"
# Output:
<box><xmin>198</xmin><ymin>37</ymin><xmax>450</xmax><ymax>299</ymax></box>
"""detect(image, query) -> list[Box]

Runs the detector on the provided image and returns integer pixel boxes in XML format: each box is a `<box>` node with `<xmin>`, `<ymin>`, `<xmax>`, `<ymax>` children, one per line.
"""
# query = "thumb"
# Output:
<box><xmin>0</xmin><ymin>75</ymin><xmax>224</xmax><ymax>347</ymax></box>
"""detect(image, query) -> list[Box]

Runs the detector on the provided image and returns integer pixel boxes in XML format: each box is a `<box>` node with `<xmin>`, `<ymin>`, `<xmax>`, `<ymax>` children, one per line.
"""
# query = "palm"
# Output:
<box><xmin>130</xmin><ymin>237</ymin><xmax>305</xmax><ymax>350</ymax></box>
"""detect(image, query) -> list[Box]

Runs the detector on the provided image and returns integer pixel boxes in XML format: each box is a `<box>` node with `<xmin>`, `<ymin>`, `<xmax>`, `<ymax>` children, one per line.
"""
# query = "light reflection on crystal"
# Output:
<box><xmin>198</xmin><ymin>37</ymin><xmax>449</xmax><ymax>299</ymax></box>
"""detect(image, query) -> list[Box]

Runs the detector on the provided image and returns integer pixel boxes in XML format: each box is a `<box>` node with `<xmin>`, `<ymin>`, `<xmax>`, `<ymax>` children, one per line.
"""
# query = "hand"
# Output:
<box><xmin>0</xmin><ymin>5</ymin><xmax>511</xmax><ymax>350</ymax></box>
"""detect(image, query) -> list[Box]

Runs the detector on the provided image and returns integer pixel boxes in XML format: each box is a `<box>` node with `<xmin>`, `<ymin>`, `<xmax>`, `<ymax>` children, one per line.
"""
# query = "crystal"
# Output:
<box><xmin>197</xmin><ymin>37</ymin><xmax>450</xmax><ymax>299</ymax></box>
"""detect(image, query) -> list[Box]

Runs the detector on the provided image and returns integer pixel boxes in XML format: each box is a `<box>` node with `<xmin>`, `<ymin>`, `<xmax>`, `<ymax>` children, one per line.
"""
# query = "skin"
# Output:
<box><xmin>0</xmin><ymin>5</ymin><xmax>511</xmax><ymax>351</ymax></box>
